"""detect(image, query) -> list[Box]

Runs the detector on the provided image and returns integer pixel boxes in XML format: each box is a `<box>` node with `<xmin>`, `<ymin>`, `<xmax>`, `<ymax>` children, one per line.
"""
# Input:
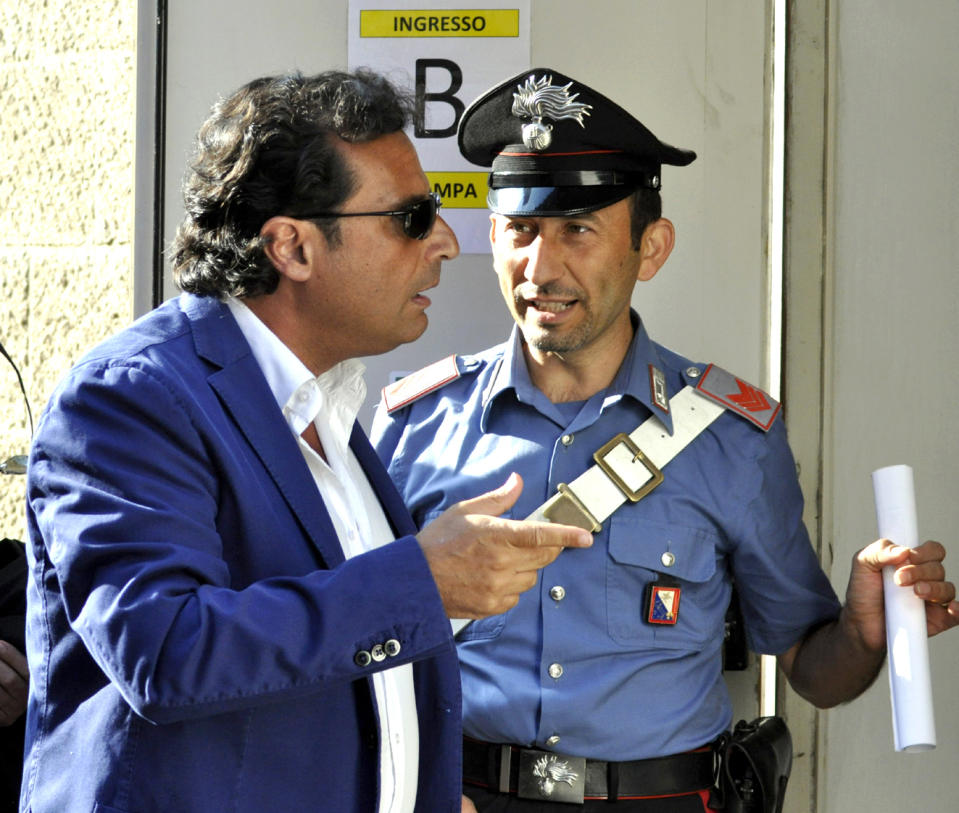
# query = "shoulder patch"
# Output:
<box><xmin>695</xmin><ymin>364</ymin><xmax>781</xmax><ymax>431</ymax></box>
<box><xmin>382</xmin><ymin>355</ymin><xmax>460</xmax><ymax>413</ymax></box>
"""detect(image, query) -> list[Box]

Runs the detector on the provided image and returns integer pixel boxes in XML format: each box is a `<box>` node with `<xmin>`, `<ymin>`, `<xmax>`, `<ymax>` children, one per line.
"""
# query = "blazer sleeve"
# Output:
<box><xmin>27</xmin><ymin>358</ymin><xmax>454</xmax><ymax>725</ymax></box>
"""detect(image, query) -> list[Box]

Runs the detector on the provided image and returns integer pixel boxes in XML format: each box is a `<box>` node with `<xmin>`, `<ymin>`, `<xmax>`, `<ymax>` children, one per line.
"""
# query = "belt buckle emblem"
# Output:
<box><xmin>517</xmin><ymin>749</ymin><xmax>587</xmax><ymax>804</ymax></box>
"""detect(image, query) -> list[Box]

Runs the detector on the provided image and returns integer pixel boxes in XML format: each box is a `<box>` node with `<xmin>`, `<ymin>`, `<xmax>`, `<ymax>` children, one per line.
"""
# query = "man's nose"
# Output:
<box><xmin>429</xmin><ymin>215</ymin><xmax>460</xmax><ymax>261</ymax></box>
<box><xmin>522</xmin><ymin>236</ymin><xmax>563</xmax><ymax>286</ymax></box>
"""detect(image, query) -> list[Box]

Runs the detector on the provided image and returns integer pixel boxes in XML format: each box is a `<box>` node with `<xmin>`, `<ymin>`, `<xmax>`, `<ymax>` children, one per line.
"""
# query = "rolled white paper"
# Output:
<box><xmin>872</xmin><ymin>464</ymin><xmax>936</xmax><ymax>752</ymax></box>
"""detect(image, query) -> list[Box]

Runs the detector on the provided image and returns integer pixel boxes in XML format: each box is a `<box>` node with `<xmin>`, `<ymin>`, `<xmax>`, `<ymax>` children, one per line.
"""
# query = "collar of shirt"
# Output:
<box><xmin>225</xmin><ymin>297</ymin><xmax>367</xmax><ymax>458</ymax></box>
<box><xmin>480</xmin><ymin>310</ymin><xmax>675</xmax><ymax>435</ymax></box>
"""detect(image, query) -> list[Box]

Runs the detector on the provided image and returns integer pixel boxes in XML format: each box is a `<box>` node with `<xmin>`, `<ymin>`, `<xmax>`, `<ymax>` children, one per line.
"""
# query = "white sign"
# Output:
<box><xmin>348</xmin><ymin>0</ymin><xmax>531</xmax><ymax>253</ymax></box>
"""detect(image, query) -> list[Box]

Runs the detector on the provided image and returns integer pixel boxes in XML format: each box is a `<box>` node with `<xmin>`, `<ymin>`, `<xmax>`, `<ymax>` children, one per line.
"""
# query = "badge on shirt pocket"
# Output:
<box><xmin>643</xmin><ymin>574</ymin><xmax>681</xmax><ymax>625</ymax></box>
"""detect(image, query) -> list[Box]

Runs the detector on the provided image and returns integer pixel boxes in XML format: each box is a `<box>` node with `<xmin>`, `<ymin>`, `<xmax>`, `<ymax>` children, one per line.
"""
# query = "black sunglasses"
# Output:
<box><xmin>297</xmin><ymin>192</ymin><xmax>442</xmax><ymax>240</ymax></box>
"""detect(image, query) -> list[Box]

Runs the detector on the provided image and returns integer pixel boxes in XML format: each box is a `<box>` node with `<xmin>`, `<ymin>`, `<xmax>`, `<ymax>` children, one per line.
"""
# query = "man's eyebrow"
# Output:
<box><xmin>395</xmin><ymin>190</ymin><xmax>433</xmax><ymax>207</ymax></box>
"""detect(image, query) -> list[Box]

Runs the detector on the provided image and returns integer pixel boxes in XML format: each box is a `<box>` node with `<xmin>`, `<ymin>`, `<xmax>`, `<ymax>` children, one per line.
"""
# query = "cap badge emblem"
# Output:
<box><xmin>511</xmin><ymin>74</ymin><xmax>593</xmax><ymax>151</ymax></box>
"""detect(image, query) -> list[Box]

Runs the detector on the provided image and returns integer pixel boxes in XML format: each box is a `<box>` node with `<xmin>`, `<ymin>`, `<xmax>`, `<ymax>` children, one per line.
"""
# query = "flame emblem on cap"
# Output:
<box><xmin>511</xmin><ymin>74</ymin><xmax>592</xmax><ymax>151</ymax></box>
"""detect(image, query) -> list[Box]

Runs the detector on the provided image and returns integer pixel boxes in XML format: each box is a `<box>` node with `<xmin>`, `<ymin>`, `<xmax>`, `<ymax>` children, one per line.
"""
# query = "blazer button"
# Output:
<box><xmin>354</xmin><ymin>650</ymin><xmax>372</xmax><ymax>667</ymax></box>
<box><xmin>371</xmin><ymin>644</ymin><xmax>387</xmax><ymax>662</ymax></box>
<box><xmin>384</xmin><ymin>639</ymin><xmax>402</xmax><ymax>657</ymax></box>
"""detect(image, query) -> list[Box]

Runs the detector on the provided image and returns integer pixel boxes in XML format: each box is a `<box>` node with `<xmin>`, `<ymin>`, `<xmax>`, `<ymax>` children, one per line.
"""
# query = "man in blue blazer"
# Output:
<box><xmin>21</xmin><ymin>71</ymin><xmax>592</xmax><ymax>813</ymax></box>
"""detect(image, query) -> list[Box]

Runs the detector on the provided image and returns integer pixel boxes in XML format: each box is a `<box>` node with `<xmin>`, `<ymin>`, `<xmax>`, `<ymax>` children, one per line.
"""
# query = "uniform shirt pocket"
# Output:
<box><xmin>456</xmin><ymin>613</ymin><xmax>508</xmax><ymax>642</ymax></box>
<box><xmin>606</xmin><ymin>516</ymin><xmax>722</xmax><ymax>648</ymax></box>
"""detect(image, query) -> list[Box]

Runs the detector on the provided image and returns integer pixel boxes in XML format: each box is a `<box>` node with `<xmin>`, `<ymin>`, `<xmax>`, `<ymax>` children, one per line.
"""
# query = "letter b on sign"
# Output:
<box><xmin>414</xmin><ymin>58</ymin><xmax>465</xmax><ymax>139</ymax></box>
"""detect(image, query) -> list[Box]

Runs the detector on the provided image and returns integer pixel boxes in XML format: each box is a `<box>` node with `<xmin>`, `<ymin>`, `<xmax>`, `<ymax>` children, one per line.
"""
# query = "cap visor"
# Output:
<box><xmin>488</xmin><ymin>185</ymin><xmax>636</xmax><ymax>216</ymax></box>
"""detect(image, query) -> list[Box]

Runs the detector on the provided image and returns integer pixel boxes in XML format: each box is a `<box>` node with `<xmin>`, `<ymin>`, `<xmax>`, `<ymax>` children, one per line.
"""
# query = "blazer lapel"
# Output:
<box><xmin>349</xmin><ymin>424</ymin><xmax>418</xmax><ymax>539</ymax></box>
<box><xmin>181</xmin><ymin>294</ymin><xmax>346</xmax><ymax>568</ymax></box>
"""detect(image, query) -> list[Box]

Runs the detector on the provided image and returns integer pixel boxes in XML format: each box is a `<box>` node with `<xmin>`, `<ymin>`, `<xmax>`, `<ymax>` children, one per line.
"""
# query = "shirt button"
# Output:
<box><xmin>661</xmin><ymin>551</ymin><xmax>676</xmax><ymax>567</ymax></box>
<box><xmin>561</xmin><ymin>434</ymin><xmax>574</xmax><ymax>447</ymax></box>
<box><xmin>371</xmin><ymin>644</ymin><xmax>387</xmax><ymax>662</ymax></box>
<box><xmin>549</xmin><ymin>586</ymin><xmax>566</xmax><ymax>602</ymax></box>
<box><xmin>545</xmin><ymin>735</ymin><xmax>561</xmax><ymax>747</ymax></box>
<box><xmin>548</xmin><ymin>663</ymin><xmax>564</xmax><ymax>679</ymax></box>
<box><xmin>384</xmin><ymin>639</ymin><xmax>402</xmax><ymax>657</ymax></box>
<box><xmin>354</xmin><ymin>650</ymin><xmax>372</xmax><ymax>668</ymax></box>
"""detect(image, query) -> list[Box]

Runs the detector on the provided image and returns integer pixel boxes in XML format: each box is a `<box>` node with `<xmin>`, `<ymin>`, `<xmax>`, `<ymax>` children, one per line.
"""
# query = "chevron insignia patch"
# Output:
<box><xmin>382</xmin><ymin>355</ymin><xmax>460</xmax><ymax>413</ymax></box>
<box><xmin>694</xmin><ymin>364</ymin><xmax>781</xmax><ymax>431</ymax></box>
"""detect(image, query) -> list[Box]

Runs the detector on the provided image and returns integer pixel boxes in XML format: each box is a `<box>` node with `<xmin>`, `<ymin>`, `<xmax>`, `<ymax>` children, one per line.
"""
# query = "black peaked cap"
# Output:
<box><xmin>458</xmin><ymin>67</ymin><xmax>696</xmax><ymax>216</ymax></box>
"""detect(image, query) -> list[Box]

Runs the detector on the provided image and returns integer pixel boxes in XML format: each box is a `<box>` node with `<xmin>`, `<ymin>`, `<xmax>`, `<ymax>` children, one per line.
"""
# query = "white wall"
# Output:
<box><xmin>819</xmin><ymin>2</ymin><xmax>959</xmax><ymax>809</ymax></box>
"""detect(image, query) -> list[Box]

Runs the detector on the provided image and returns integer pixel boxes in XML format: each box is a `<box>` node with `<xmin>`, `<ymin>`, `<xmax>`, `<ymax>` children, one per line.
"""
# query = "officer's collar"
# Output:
<box><xmin>603</xmin><ymin>314</ymin><xmax>675</xmax><ymax>435</ymax></box>
<box><xmin>479</xmin><ymin>327</ymin><xmax>546</xmax><ymax>431</ymax></box>
<box><xmin>480</xmin><ymin>312</ymin><xmax>675</xmax><ymax>435</ymax></box>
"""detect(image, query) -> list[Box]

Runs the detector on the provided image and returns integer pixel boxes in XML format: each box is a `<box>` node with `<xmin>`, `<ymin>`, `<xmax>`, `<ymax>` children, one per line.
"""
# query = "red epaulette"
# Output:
<box><xmin>694</xmin><ymin>364</ymin><xmax>781</xmax><ymax>431</ymax></box>
<box><xmin>382</xmin><ymin>355</ymin><xmax>460</xmax><ymax>414</ymax></box>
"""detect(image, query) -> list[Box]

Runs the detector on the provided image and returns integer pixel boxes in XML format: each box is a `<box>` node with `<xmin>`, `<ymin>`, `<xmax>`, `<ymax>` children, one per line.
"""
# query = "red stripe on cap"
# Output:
<box><xmin>498</xmin><ymin>149</ymin><xmax>626</xmax><ymax>158</ymax></box>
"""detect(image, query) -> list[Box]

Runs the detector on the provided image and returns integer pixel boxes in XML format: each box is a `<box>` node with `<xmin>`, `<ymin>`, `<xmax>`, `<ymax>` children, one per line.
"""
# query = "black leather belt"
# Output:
<box><xmin>463</xmin><ymin>737</ymin><xmax>716</xmax><ymax>804</ymax></box>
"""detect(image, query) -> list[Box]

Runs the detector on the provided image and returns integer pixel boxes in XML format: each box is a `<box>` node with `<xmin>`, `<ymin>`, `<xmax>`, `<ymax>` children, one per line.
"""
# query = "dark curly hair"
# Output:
<box><xmin>171</xmin><ymin>70</ymin><xmax>415</xmax><ymax>298</ymax></box>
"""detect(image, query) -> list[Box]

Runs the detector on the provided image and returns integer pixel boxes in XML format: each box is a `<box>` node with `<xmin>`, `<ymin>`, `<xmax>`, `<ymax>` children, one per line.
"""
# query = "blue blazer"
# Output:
<box><xmin>22</xmin><ymin>294</ymin><xmax>462</xmax><ymax>812</ymax></box>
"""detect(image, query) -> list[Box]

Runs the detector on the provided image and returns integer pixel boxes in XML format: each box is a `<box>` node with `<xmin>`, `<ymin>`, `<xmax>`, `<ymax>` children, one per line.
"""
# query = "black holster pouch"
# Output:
<box><xmin>718</xmin><ymin>716</ymin><xmax>792</xmax><ymax>813</ymax></box>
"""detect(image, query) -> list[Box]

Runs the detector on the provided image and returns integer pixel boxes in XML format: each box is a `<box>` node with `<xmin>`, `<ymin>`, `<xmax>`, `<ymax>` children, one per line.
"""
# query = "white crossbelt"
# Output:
<box><xmin>450</xmin><ymin>386</ymin><xmax>725</xmax><ymax>635</ymax></box>
<box><xmin>527</xmin><ymin>386</ymin><xmax>725</xmax><ymax>530</ymax></box>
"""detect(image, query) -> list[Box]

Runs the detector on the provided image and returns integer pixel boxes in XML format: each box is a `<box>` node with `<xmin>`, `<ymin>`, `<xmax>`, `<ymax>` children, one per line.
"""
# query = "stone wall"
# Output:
<box><xmin>0</xmin><ymin>1</ymin><xmax>137</xmax><ymax>540</ymax></box>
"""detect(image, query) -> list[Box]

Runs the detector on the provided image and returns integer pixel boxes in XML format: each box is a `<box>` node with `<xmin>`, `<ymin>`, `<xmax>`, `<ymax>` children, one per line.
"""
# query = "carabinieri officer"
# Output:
<box><xmin>372</xmin><ymin>68</ymin><xmax>959</xmax><ymax>812</ymax></box>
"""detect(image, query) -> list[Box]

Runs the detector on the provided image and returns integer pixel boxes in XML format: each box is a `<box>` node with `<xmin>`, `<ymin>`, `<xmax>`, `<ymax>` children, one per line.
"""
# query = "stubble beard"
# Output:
<box><xmin>510</xmin><ymin>283</ymin><xmax>593</xmax><ymax>354</ymax></box>
<box><xmin>521</xmin><ymin>307</ymin><xmax>594</xmax><ymax>355</ymax></box>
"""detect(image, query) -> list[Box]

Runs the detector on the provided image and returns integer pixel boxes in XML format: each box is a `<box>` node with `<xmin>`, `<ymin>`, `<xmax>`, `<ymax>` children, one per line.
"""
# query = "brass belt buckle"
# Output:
<box><xmin>541</xmin><ymin>483</ymin><xmax>602</xmax><ymax>533</ymax></box>
<box><xmin>593</xmin><ymin>432</ymin><xmax>664</xmax><ymax>502</ymax></box>
<box><xmin>517</xmin><ymin>749</ymin><xmax>587</xmax><ymax>805</ymax></box>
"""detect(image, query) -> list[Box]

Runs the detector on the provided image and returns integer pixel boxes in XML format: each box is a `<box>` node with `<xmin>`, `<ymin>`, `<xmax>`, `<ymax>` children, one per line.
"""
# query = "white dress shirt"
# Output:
<box><xmin>227</xmin><ymin>297</ymin><xmax>419</xmax><ymax>813</ymax></box>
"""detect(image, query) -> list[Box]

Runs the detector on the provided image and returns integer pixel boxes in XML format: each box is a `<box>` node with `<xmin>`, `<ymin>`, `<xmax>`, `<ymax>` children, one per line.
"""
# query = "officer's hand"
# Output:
<box><xmin>845</xmin><ymin>539</ymin><xmax>959</xmax><ymax>652</ymax></box>
<box><xmin>418</xmin><ymin>472</ymin><xmax>593</xmax><ymax>619</ymax></box>
<box><xmin>0</xmin><ymin>640</ymin><xmax>28</xmax><ymax>726</ymax></box>
<box><xmin>461</xmin><ymin>794</ymin><xmax>478</xmax><ymax>813</ymax></box>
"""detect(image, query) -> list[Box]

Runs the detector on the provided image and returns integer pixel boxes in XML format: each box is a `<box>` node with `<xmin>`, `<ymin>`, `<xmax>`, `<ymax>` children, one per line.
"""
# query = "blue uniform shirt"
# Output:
<box><xmin>372</xmin><ymin>318</ymin><xmax>840</xmax><ymax>760</ymax></box>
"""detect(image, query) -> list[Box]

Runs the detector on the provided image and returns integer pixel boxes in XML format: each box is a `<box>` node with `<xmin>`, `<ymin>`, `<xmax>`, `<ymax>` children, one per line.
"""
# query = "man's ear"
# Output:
<box><xmin>260</xmin><ymin>216</ymin><xmax>314</xmax><ymax>282</ymax></box>
<box><xmin>637</xmin><ymin>218</ymin><xmax>676</xmax><ymax>282</ymax></box>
